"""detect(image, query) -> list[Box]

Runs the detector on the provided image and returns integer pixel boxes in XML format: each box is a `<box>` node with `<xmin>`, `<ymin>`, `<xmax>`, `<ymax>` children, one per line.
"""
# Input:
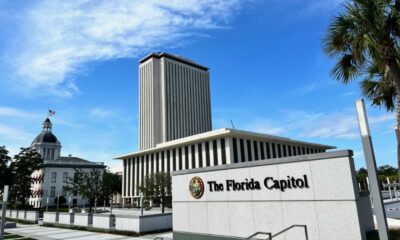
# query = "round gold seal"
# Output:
<box><xmin>189</xmin><ymin>176</ymin><xmax>204</xmax><ymax>199</ymax></box>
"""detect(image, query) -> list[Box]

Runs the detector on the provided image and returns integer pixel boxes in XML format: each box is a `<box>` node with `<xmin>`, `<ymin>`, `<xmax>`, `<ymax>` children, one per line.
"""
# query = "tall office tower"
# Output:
<box><xmin>139</xmin><ymin>52</ymin><xmax>212</xmax><ymax>150</ymax></box>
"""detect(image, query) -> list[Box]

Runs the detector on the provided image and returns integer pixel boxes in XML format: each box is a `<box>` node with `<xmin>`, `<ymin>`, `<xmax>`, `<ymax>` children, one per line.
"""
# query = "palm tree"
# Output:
<box><xmin>323</xmin><ymin>0</ymin><xmax>400</xmax><ymax>177</ymax></box>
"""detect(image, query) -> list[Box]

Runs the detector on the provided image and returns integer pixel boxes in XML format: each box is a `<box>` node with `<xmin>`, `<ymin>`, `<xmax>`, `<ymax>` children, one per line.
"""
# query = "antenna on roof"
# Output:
<box><xmin>230</xmin><ymin>120</ymin><xmax>235</xmax><ymax>129</ymax></box>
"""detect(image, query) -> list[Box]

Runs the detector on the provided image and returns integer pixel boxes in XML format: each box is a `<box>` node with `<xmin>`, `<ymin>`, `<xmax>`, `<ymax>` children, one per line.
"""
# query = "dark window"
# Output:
<box><xmin>132</xmin><ymin>158</ymin><xmax>135</xmax><ymax>195</ymax></box>
<box><xmin>205</xmin><ymin>142</ymin><xmax>210</xmax><ymax>167</ymax></box>
<box><xmin>156</xmin><ymin>153</ymin><xmax>159</xmax><ymax>173</ymax></box>
<box><xmin>253</xmin><ymin>141</ymin><xmax>259</xmax><ymax>160</ymax></box>
<box><xmin>302</xmin><ymin>147</ymin><xmax>305</xmax><ymax>154</ymax></box>
<box><xmin>260</xmin><ymin>142</ymin><xmax>265</xmax><ymax>159</ymax></box>
<box><xmin>213</xmin><ymin>140</ymin><xmax>218</xmax><ymax>165</ymax></box>
<box><xmin>293</xmin><ymin>146</ymin><xmax>297</xmax><ymax>156</ymax></box>
<box><xmin>141</xmin><ymin>156</ymin><xmax>144</xmax><ymax>185</ymax></box>
<box><xmin>283</xmin><ymin>145</ymin><xmax>287</xmax><ymax>157</ymax></box>
<box><xmin>185</xmin><ymin>146</ymin><xmax>189</xmax><ymax>169</ymax></box>
<box><xmin>311</xmin><ymin>149</ymin><xmax>315</xmax><ymax>154</ymax></box>
<box><xmin>221</xmin><ymin>139</ymin><xmax>226</xmax><ymax>164</ymax></box>
<box><xmin>151</xmin><ymin>154</ymin><xmax>154</xmax><ymax>174</ymax></box>
<box><xmin>179</xmin><ymin>148</ymin><xmax>183</xmax><ymax>170</ymax></box>
<box><xmin>123</xmin><ymin>160</ymin><xmax>126</xmax><ymax>195</ymax></box>
<box><xmin>136</xmin><ymin>157</ymin><xmax>140</xmax><ymax>196</ymax></box>
<box><xmin>127</xmin><ymin>159</ymin><xmax>130</xmax><ymax>196</ymax></box>
<box><xmin>298</xmin><ymin>146</ymin><xmax>302</xmax><ymax>155</ymax></box>
<box><xmin>306</xmin><ymin>148</ymin><xmax>310</xmax><ymax>154</ymax></box>
<box><xmin>240</xmin><ymin>139</ymin><xmax>245</xmax><ymax>162</ymax></box>
<box><xmin>272</xmin><ymin>143</ymin><xmax>276</xmax><ymax>158</ymax></box>
<box><xmin>146</xmin><ymin>155</ymin><xmax>149</xmax><ymax>177</ymax></box>
<box><xmin>288</xmin><ymin>146</ymin><xmax>292</xmax><ymax>156</ymax></box>
<box><xmin>233</xmin><ymin>138</ymin><xmax>238</xmax><ymax>163</ymax></box>
<box><xmin>277</xmin><ymin>144</ymin><xmax>282</xmax><ymax>157</ymax></box>
<box><xmin>198</xmin><ymin>144</ymin><xmax>203</xmax><ymax>168</ymax></box>
<box><xmin>167</xmin><ymin>151</ymin><xmax>170</xmax><ymax>173</ymax></box>
<box><xmin>161</xmin><ymin>152</ymin><xmax>165</xmax><ymax>172</ymax></box>
<box><xmin>191</xmin><ymin>145</ymin><xmax>196</xmax><ymax>168</ymax></box>
<box><xmin>266</xmin><ymin>142</ymin><xmax>271</xmax><ymax>159</ymax></box>
<box><xmin>247</xmin><ymin>140</ymin><xmax>252</xmax><ymax>161</ymax></box>
<box><xmin>173</xmin><ymin>149</ymin><xmax>176</xmax><ymax>171</ymax></box>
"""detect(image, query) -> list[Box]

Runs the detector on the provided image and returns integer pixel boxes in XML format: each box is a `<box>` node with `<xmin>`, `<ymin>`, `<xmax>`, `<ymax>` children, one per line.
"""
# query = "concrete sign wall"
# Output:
<box><xmin>172</xmin><ymin>150</ymin><xmax>370</xmax><ymax>240</ymax></box>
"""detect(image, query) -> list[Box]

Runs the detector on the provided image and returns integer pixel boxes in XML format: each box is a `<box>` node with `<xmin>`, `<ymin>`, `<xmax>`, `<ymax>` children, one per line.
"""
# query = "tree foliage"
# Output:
<box><xmin>323</xmin><ymin>0</ymin><xmax>400</xmax><ymax>177</ymax></box>
<box><xmin>10</xmin><ymin>147</ymin><xmax>43</xmax><ymax>208</ymax></box>
<box><xmin>357</xmin><ymin>165</ymin><xmax>399</xmax><ymax>190</ymax></box>
<box><xmin>0</xmin><ymin>146</ymin><xmax>12</xmax><ymax>191</ymax></box>
<box><xmin>139</xmin><ymin>172</ymin><xmax>171</xmax><ymax>213</ymax></box>
<box><xmin>63</xmin><ymin>168</ymin><xmax>103</xmax><ymax>213</ymax></box>
<box><xmin>102</xmin><ymin>169</ymin><xmax>122</xmax><ymax>201</ymax></box>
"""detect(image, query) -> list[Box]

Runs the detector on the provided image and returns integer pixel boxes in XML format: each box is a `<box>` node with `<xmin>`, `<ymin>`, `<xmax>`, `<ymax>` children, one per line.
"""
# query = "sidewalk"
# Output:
<box><xmin>5</xmin><ymin>224</ymin><xmax>173</xmax><ymax>240</ymax></box>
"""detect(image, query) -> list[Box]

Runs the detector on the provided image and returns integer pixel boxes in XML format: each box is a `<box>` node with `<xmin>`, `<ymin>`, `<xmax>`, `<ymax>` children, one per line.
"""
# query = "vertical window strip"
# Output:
<box><xmin>185</xmin><ymin>146</ymin><xmax>189</xmax><ymax>169</ymax></box>
<box><xmin>240</xmin><ymin>139</ymin><xmax>245</xmax><ymax>162</ymax></box>
<box><xmin>213</xmin><ymin>140</ymin><xmax>218</xmax><ymax>165</ymax></box>
<box><xmin>205</xmin><ymin>142</ymin><xmax>210</xmax><ymax>167</ymax></box>
<box><xmin>283</xmin><ymin>145</ymin><xmax>287</xmax><ymax>157</ymax></box>
<box><xmin>260</xmin><ymin>141</ymin><xmax>265</xmax><ymax>160</ymax></box>
<box><xmin>272</xmin><ymin>143</ymin><xmax>276</xmax><ymax>158</ymax></box>
<box><xmin>277</xmin><ymin>144</ymin><xmax>282</xmax><ymax>158</ymax></box>
<box><xmin>173</xmin><ymin>149</ymin><xmax>177</xmax><ymax>171</ymax></box>
<box><xmin>266</xmin><ymin>142</ymin><xmax>271</xmax><ymax>159</ymax></box>
<box><xmin>191</xmin><ymin>145</ymin><xmax>196</xmax><ymax>168</ymax></box>
<box><xmin>221</xmin><ymin>138</ymin><xmax>226</xmax><ymax>165</ymax></box>
<box><xmin>233</xmin><ymin>138</ymin><xmax>238</xmax><ymax>163</ymax></box>
<box><xmin>253</xmin><ymin>141</ymin><xmax>259</xmax><ymax>160</ymax></box>
<box><xmin>247</xmin><ymin>140</ymin><xmax>252</xmax><ymax>161</ymax></box>
<box><xmin>179</xmin><ymin>148</ymin><xmax>183</xmax><ymax>170</ymax></box>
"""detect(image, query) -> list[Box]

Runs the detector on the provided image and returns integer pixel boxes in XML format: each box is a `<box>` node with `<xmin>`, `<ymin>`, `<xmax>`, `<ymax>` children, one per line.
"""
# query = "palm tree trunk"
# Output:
<box><xmin>388</xmin><ymin>59</ymin><xmax>400</xmax><ymax>180</ymax></box>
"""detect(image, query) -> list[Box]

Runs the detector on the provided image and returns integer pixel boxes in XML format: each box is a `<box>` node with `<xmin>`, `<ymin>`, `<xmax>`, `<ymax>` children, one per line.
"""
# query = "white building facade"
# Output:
<box><xmin>29</xmin><ymin>118</ymin><xmax>106</xmax><ymax>208</ymax></box>
<box><xmin>117</xmin><ymin>128</ymin><xmax>334</xmax><ymax>203</ymax></box>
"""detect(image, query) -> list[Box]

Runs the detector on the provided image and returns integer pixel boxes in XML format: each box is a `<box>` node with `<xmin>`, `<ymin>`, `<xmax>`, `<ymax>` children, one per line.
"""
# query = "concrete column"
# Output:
<box><xmin>217</xmin><ymin>139</ymin><xmax>223</xmax><ymax>165</ymax></box>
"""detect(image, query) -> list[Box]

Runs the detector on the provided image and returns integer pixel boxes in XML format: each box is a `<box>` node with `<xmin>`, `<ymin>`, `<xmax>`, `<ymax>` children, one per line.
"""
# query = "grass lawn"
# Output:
<box><xmin>367</xmin><ymin>229</ymin><xmax>400</xmax><ymax>239</ymax></box>
<box><xmin>3</xmin><ymin>232</ymin><xmax>37</xmax><ymax>240</ymax></box>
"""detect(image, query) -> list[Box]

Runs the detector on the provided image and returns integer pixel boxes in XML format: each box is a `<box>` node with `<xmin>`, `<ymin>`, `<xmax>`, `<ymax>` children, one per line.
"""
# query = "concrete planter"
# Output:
<box><xmin>17</xmin><ymin>210</ymin><xmax>26</xmax><ymax>220</ymax></box>
<box><xmin>43</xmin><ymin>212</ymin><xmax>59</xmax><ymax>224</ymax></box>
<box><xmin>92</xmin><ymin>214</ymin><xmax>115</xmax><ymax>229</ymax></box>
<box><xmin>10</xmin><ymin>210</ymin><xmax>18</xmax><ymax>219</ymax></box>
<box><xmin>6</xmin><ymin>210</ymin><xmax>11</xmax><ymax>218</ymax></box>
<box><xmin>115</xmin><ymin>213</ymin><xmax>172</xmax><ymax>233</ymax></box>
<box><xmin>74</xmin><ymin>213</ymin><xmax>92</xmax><ymax>227</ymax></box>
<box><xmin>25</xmin><ymin>211</ymin><xmax>39</xmax><ymax>223</ymax></box>
<box><xmin>58</xmin><ymin>213</ymin><xmax>74</xmax><ymax>225</ymax></box>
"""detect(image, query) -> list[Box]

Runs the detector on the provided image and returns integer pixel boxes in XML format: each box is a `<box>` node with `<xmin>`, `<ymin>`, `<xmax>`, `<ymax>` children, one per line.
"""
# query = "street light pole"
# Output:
<box><xmin>356</xmin><ymin>99</ymin><xmax>389</xmax><ymax>240</ymax></box>
<box><xmin>0</xmin><ymin>185</ymin><xmax>9</xmax><ymax>240</ymax></box>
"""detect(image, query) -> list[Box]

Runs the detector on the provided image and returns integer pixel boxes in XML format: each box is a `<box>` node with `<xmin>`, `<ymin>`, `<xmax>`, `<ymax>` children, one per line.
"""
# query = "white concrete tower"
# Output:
<box><xmin>139</xmin><ymin>52</ymin><xmax>212</xmax><ymax>150</ymax></box>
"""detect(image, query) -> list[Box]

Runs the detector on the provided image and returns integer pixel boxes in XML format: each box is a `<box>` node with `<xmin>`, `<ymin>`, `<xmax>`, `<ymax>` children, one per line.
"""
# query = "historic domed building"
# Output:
<box><xmin>29</xmin><ymin>118</ymin><xmax>106</xmax><ymax>208</ymax></box>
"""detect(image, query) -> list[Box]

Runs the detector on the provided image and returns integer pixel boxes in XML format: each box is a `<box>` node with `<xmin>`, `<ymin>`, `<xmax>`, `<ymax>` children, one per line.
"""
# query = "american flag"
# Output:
<box><xmin>48</xmin><ymin>109</ymin><xmax>56</xmax><ymax>116</ymax></box>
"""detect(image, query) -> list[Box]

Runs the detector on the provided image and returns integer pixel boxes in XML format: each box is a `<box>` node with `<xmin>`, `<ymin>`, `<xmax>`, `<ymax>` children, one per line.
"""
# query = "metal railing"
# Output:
<box><xmin>245</xmin><ymin>232</ymin><xmax>272</xmax><ymax>240</ymax></box>
<box><xmin>246</xmin><ymin>225</ymin><xmax>308</xmax><ymax>240</ymax></box>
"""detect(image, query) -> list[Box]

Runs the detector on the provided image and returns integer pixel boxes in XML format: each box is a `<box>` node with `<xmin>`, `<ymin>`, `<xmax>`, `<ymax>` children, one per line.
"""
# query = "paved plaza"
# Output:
<box><xmin>5</xmin><ymin>224</ymin><xmax>173</xmax><ymax>240</ymax></box>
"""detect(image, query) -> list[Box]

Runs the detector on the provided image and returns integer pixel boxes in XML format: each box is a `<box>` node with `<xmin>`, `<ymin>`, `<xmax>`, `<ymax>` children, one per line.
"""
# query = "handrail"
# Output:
<box><xmin>269</xmin><ymin>225</ymin><xmax>308</xmax><ymax>240</ymax></box>
<box><xmin>246</xmin><ymin>225</ymin><xmax>308</xmax><ymax>240</ymax></box>
<box><xmin>245</xmin><ymin>231</ymin><xmax>272</xmax><ymax>240</ymax></box>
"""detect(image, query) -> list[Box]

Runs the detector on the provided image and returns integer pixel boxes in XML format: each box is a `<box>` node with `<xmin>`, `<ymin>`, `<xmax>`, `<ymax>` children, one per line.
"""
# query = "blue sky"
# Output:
<box><xmin>0</xmin><ymin>0</ymin><xmax>396</xmax><ymax>172</ymax></box>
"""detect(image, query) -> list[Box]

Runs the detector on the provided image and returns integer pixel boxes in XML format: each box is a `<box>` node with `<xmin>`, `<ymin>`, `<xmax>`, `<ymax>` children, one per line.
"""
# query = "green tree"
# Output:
<box><xmin>101</xmin><ymin>169</ymin><xmax>122</xmax><ymax>202</ymax></box>
<box><xmin>10</xmin><ymin>147</ymin><xmax>43</xmax><ymax>208</ymax></box>
<box><xmin>139</xmin><ymin>172</ymin><xmax>171</xmax><ymax>214</ymax></box>
<box><xmin>0</xmin><ymin>146</ymin><xmax>12</xmax><ymax>191</ymax></box>
<box><xmin>63</xmin><ymin>168</ymin><xmax>103</xmax><ymax>213</ymax></box>
<box><xmin>323</xmin><ymin>0</ymin><xmax>400</xmax><ymax>176</ymax></box>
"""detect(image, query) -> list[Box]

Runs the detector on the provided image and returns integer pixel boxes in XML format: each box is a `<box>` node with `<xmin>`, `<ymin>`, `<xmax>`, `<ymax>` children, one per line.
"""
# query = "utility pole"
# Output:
<box><xmin>356</xmin><ymin>99</ymin><xmax>389</xmax><ymax>240</ymax></box>
<box><xmin>0</xmin><ymin>185</ymin><xmax>9</xmax><ymax>240</ymax></box>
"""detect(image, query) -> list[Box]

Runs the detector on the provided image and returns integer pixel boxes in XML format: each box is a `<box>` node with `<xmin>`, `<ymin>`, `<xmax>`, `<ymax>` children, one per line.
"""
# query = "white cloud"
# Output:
<box><xmin>0</xmin><ymin>124</ymin><xmax>34</xmax><ymax>142</ymax></box>
<box><xmin>90</xmin><ymin>107</ymin><xmax>111</xmax><ymax>119</ymax></box>
<box><xmin>0</xmin><ymin>107</ymin><xmax>40</xmax><ymax>119</ymax></box>
<box><xmin>2</xmin><ymin>0</ymin><xmax>244</xmax><ymax>97</ymax></box>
